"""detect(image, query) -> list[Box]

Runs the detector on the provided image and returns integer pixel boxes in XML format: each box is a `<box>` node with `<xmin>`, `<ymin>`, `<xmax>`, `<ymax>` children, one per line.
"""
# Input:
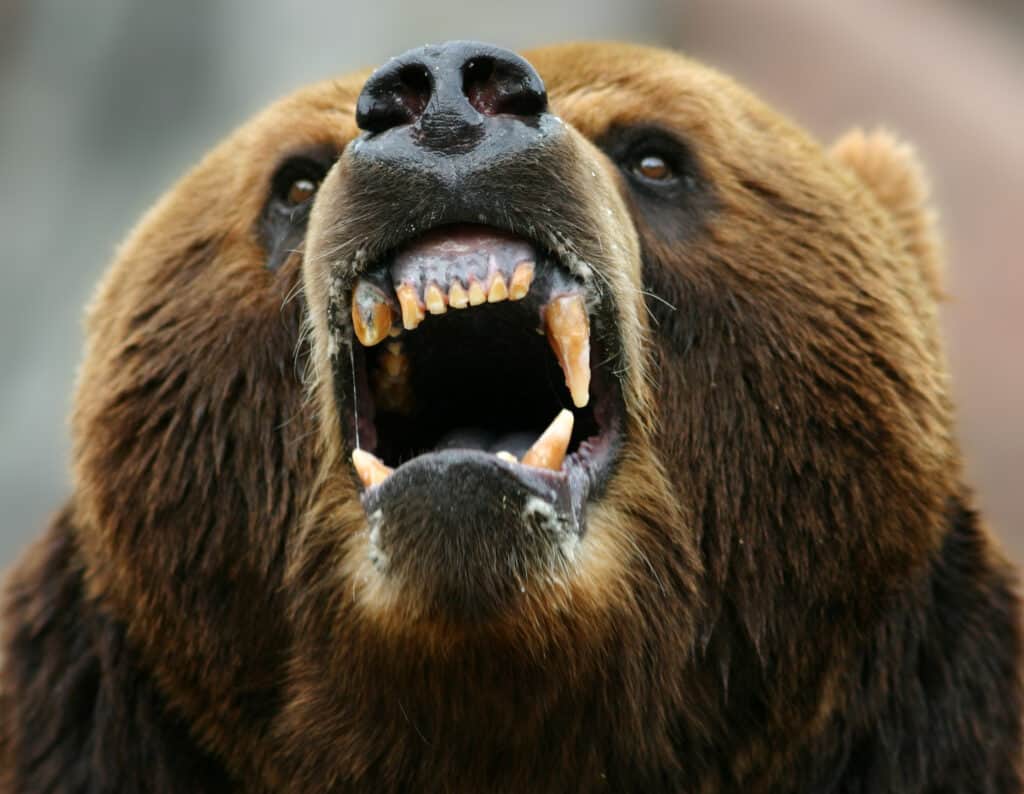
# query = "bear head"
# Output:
<box><xmin>3</xmin><ymin>41</ymin><xmax>1018</xmax><ymax>793</ymax></box>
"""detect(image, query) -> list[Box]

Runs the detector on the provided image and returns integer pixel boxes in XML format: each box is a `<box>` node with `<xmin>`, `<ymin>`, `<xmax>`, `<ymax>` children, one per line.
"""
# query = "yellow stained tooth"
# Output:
<box><xmin>396</xmin><ymin>284</ymin><xmax>426</xmax><ymax>330</ymax></box>
<box><xmin>487</xmin><ymin>273</ymin><xmax>509</xmax><ymax>303</ymax></box>
<box><xmin>424</xmin><ymin>283</ymin><xmax>447</xmax><ymax>315</ymax></box>
<box><xmin>544</xmin><ymin>294</ymin><xmax>591</xmax><ymax>408</ymax></box>
<box><xmin>372</xmin><ymin>371</ymin><xmax>414</xmax><ymax>414</ymax></box>
<box><xmin>352</xmin><ymin>449</ymin><xmax>394</xmax><ymax>488</ymax></box>
<box><xmin>381</xmin><ymin>342</ymin><xmax>408</xmax><ymax>377</ymax></box>
<box><xmin>373</xmin><ymin>341</ymin><xmax>414</xmax><ymax>414</ymax></box>
<box><xmin>467</xmin><ymin>279</ymin><xmax>487</xmax><ymax>306</ymax></box>
<box><xmin>382</xmin><ymin>357</ymin><xmax>405</xmax><ymax>377</ymax></box>
<box><xmin>522</xmin><ymin>409</ymin><xmax>574</xmax><ymax>471</ymax></box>
<box><xmin>351</xmin><ymin>281</ymin><xmax>393</xmax><ymax>347</ymax></box>
<box><xmin>508</xmin><ymin>261</ymin><xmax>535</xmax><ymax>300</ymax></box>
<box><xmin>496</xmin><ymin>451</ymin><xmax>518</xmax><ymax>464</ymax></box>
<box><xmin>448</xmin><ymin>281</ymin><xmax>469</xmax><ymax>309</ymax></box>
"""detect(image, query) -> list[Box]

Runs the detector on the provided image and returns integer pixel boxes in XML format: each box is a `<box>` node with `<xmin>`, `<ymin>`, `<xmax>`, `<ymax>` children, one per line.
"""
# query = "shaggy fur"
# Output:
<box><xmin>1</xmin><ymin>42</ymin><xmax>1020</xmax><ymax>793</ymax></box>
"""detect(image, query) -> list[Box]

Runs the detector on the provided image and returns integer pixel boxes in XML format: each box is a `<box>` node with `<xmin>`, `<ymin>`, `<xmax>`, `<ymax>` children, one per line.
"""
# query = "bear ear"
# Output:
<box><xmin>831</xmin><ymin>128</ymin><xmax>944</xmax><ymax>299</ymax></box>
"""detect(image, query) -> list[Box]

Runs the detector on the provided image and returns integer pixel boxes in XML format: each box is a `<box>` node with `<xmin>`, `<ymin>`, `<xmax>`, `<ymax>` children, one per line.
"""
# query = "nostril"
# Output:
<box><xmin>463</xmin><ymin>57</ymin><xmax>498</xmax><ymax>114</ymax></box>
<box><xmin>356</xmin><ymin>62</ymin><xmax>434</xmax><ymax>134</ymax></box>
<box><xmin>356</xmin><ymin>42</ymin><xmax>549</xmax><ymax>142</ymax></box>
<box><xmin>462</xmin><ymin>55</ymin><xmax>547</xmax><ymax>118</ymax></box>
<box><xmin>396</xmin><ymin>64</ymin><xmax>432</xmax><ymax>117</ymax></box>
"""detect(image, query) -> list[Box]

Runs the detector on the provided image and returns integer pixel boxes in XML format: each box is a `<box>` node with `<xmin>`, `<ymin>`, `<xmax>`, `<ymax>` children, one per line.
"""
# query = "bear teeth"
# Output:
<box><xmin>370</xmin><ymin>342</ymin><xmax>414</xmax><ymax>415</ymax></box>
<box><xmin>350</xmin><ymin>271</ymin><xmax>592</xmax><ymax>409</ymax></box>
<box><xmin>351</xmin><ymin>408</ymin><xmax>575</xmax><ymax>489</ymax></box>
<box><xmin>448</xmin><ymin>281</ymin><xmax>470</xmax><ymax>308</ymax></box>
<box><xmin>351</xmin><ymin>281</ymin><xmax>394</xmax><ymax>348</ymax></box>
<box><xmin>521</xmin><ymin>409</ymin><xmax>574</xmax><ymax>470</ymax></box>
<box><xmin>424</xmin><ymin>283</ymin><xmax>447</xmax><ymax>315</ymax></box>
<box><xmin>352</xmin><ymin>448</ymin><xmax>394</xmax><ymax>488</ymax></box>
<box><xmin>396</xmin><ymin>284</ymin><xmax>426</xmax><ymax>331</ymax></box>
<box><xmin>508</xmin><ymin>261</ymin><xmax>535</xmax><ymax>300</ymax></box>
<box><xmin>467</xmin><ymin>277</ymin><xmax>487</xmax><ymax>306</ymax></box>
<box><xmin>487</xmin><ymin>272</ymin><xmax>509</xmax><ymax>303</ymax></box>
<box><xmin>544</xmin><ymin>294</ymin><xmax>591</xmax><ymax>408</ymax></box>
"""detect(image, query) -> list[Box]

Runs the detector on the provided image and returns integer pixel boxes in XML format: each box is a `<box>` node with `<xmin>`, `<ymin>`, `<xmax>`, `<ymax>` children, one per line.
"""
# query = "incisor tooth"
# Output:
<box><xmin>467</xmin><ymin>279</ymin><xmax>487</xmax><ymax>306</ymax></box>
<box><xmin>424</xmin><ymin>283</ymin><xmax>447</xmax><ymax>315</ymax></box>
<box><xmin>522</xmin><ymin>409</ymin><xmax>574</xmax><ymax>471</ymax></box>
<box><xmin>544</xmin><ymin>294</ymin><xmax>591</xmax><ymax>408</ymax></box>
<box><xmin>352</xmin><ymin>449</ymin><xmax>394</xmax><ymax>488</ymax></box>
<box><xmin>396</xmin><ymin>284</ymin><xmax>426</xmax><ymax>330</ymax></box>
<box><xmin>487</xmin><ymin>273</ymin><xmax>508</xmax><ymax>303</ymax></box>
<box><xmin>448</xmin><ymin>281</ymin><xmax>469</xmax><ymax>309</ymax></box>
<box><xmin>508</xmin><ymin>261</ymin><xmax>535</xmax><ymax>300</ymax></box>
<box><xmin>351</xmin><ymin>281</ymin><xmax>393</xmax><ymax>347</ymax></box>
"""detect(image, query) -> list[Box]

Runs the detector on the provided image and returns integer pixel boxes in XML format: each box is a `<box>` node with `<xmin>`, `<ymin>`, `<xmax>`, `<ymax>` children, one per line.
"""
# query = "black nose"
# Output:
<box><xmin>348</xmin><ymin>42</ymin><xmax>562</xmax><ymax>226</ymax></box>
<box><xmin>356</xmin><ymin>41</ymin><xmax>548</xmax><ymax>144</ymax></box>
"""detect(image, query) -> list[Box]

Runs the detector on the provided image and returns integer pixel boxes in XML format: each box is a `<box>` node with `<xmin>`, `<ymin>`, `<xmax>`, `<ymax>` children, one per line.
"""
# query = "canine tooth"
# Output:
<box><xmin>509</xmin><ymin>261</ymin><xmax>535</xmax><ymax>300</ymax></box>
<box><xmin>352</xmin><ymin>449</ymin><xmax>394</xmax><ymax>488</ymax></box>
<box><xmin>351</xmin><ymin>281</ymin><xmax>393</xmax><ymax>347</ymax></box>
<box><xmin>468</xmin><ymin>279</ymin><xmax>487</xmax><ymax>306</ymax></box>
<box><xmin>496</xmin><ymin>451</ymin><xmax>518</xmax><ymax>464</ymax></box>
<box><xmin>396</xmin><ymin>284</ymin><xmax>426</xmax><ymax>330</ymax></box>
<box><xmin>544</xmin><ymin>294</ymin><xmax>591</xmax><ymax>408</ymax></box>
<box><xmin>424</xmin><ymin>283</ymin><xmax>447</xmax><ymax>315</ymax></box>
<box><xmin>522</xmin><ymin>409</ymin><xmax>574</xmax><ymax>471</ymax></box>
<box><xmin>487</xmin><ymin>273</ymin><xmax>508</xmax><ymax>303</ymax></box>
<box><xmin>448</xmin><ymin>281</ymin><xmax>469</xmax><ymax>309</ymax></box>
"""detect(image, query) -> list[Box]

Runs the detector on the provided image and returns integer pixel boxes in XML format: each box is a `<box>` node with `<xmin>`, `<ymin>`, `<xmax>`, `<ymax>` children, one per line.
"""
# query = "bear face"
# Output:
<box><xmin>2</xmin><ymin>41</ymin><xmax>1020</xmax><ymax>794</ymax></box>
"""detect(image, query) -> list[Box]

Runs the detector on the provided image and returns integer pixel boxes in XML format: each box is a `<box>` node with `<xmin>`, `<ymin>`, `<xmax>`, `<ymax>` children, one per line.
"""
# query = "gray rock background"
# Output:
<box><xmin>1</xmin><ymin>0</ymin><xmax>1021</xmax><ymax>567</ymax></box>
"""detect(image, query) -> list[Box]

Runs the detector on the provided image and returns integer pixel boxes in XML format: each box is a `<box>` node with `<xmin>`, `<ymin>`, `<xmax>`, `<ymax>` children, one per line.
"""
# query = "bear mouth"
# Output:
<box><xmin>337</xmin><ymin>223</ymin><xmax>624</xmax><ymax>537</ymax></box>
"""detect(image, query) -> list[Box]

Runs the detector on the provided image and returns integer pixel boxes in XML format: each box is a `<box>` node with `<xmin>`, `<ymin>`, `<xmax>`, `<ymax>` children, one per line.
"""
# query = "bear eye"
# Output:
<box><xmin>285</xmin><ymin>177</ymin><xmax>319</xmax><ymax>206</ymax></box>
<box><xmin>599</xmin><ymin>127</ymin><xmax>698</xmax><ymax>199</ymax></box>
<box><xmin>631</xmin><ymin>154</ymin><xmax>673</xmax><ymax>183</ymax></box>
<box><xmin>262</xmin><ymin>149</ymin><xmax>337</xmax><ymax>271</ymax></box>
<box><xmin>271</xmin><ymin>157</ymin><xmax>328</xmax><ymax>210</ymax></box>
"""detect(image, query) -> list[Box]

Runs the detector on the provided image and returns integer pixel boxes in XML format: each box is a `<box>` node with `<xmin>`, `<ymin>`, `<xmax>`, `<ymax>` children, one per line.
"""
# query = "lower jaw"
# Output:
<box><xmin>356</xmin><ymin>433</ymin><xmax>618</xmax><ymax>621</ymax></box>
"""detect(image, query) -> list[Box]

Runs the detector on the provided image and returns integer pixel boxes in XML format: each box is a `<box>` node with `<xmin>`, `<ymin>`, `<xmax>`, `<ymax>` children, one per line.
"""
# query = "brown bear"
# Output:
<box><xmin>1</xmin><ymin>41</ymin><xmax>1020</xmax><ymax>793</ymax></box>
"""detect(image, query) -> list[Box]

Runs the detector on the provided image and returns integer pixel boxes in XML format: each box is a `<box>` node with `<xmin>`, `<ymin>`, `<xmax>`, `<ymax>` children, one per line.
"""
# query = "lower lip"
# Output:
<box><xmin>358</xmin><ymin>409</ymin><xmax>621</xmax><ymax>535</ymax></box>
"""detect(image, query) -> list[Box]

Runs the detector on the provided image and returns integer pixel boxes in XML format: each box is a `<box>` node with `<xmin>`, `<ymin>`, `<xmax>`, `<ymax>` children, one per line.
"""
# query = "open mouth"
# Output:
<box><xmin>338</xmin><ymin>223</ymin><xmax>623</xmax><ymax>529</ymax></box>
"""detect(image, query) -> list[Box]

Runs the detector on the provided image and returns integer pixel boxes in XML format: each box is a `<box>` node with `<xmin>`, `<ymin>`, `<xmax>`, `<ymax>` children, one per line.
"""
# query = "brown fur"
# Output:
<box><xmin>2</xmin><ymin>42</ymin><xmax>1020</xmax><ymax>793</ymax></box>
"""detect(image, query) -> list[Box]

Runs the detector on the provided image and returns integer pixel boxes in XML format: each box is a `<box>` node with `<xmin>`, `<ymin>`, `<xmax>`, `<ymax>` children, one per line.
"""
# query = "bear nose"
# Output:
<box><xmin>355</xmin><ymin>40</ymin><xmax>548</xmax><ymax>150</ymax></box>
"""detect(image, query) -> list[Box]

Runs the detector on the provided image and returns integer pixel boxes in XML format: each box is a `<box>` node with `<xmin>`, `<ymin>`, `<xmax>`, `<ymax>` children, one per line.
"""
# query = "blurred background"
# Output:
<box><xmin>1</xmin><ymin>0</ymin><xmax>1021</xmax><ymax>566</ymax></box>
